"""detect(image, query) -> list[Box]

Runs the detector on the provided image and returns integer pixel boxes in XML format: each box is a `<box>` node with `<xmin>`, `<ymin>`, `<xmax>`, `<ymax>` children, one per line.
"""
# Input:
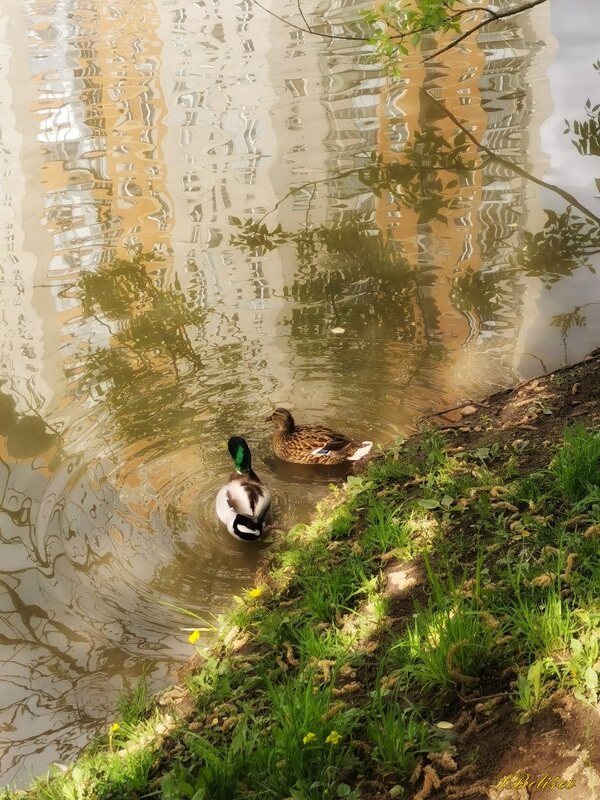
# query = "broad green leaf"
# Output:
<box><xmin>570</xmin><ymin>637</ymin><xmax>583</xmax><ymax>656</ymax></box>
<box><xmin>417</xmin><ymin>498</ymin><xmax>440</xmax><ymax>509</ymax></box>
<box><xmin>585</xmin><ymin>666</ymin><xmax>598</xmax><ymax>690</ymax></box>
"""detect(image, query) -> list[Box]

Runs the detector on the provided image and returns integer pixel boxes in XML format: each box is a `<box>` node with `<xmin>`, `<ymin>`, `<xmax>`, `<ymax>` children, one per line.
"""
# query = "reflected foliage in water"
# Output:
<box><xmin>358</xmin><ymin>130</ymin><xmax>475</xmax><ymax>223</ymax></box>
<box><xmin>564</xmin><ymin>61</ymin><xmax>600</xmax><ymax>156</ymax></box>
<box><xmin>78</xmin><ymin>253</ymin><xmax>204</xmax><ymax>369</ymax></box>
<box><xmin>230</xmin><ymin>117</ymin><xmax>600</xmax><ymax>348</ymax></box>
<box><xmin>551</xmin><ymin>306</ymin><xmax>589</xmax><ymax>338</ymax></box>
<box><xmin>0</xmin><ymin>387</ymin><xmax>58</xmax><ymax>458</ymax></box>
<box><xmin>77</xmin><ymin>254</ymin><xmax>205</xmax><ymax>444</ymax></box>
<box><xmin>236</xmin><ymin>216</ymin><xmax>432</xmax><ymax>341</ymax></box>
<box><xmin>550</xmin><ymin>300</ymin><xmax>600</xmax><ymax>363</ymax></box>
<box><xmin>289</xmin><ymin>224</ymin><xmax>426</xmax><ymax>342</ymax></box>
<box><xmin>448</xmin><ymin>267</ymin><xmax>515</xmax><ymax>333</ymax></box>
<box><xmin>509</xmin><ymin>207</ymin><xmax>600</xmax><ymax>287</ymax></box>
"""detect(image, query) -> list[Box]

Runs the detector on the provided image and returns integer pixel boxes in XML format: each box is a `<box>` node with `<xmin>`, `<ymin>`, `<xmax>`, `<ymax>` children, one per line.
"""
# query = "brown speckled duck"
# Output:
<box><xmin>266</xmin><ymin>408</ymin><xmax>373</xmax><ymax>466</ymax></box>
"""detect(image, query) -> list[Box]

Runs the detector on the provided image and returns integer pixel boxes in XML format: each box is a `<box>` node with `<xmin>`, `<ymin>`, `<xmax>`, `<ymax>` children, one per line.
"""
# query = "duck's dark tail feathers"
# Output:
<box><xmin>232</xmin><ymin>514</ymin><xmax>262</xmax><ymax>542</ymax></box>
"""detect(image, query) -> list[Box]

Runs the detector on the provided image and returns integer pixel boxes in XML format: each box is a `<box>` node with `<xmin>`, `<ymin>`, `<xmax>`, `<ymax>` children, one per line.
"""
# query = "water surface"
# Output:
<box><xmin>0</xmin><ymin>0</ymin><xmax>599</xmax><ymax>786</ymax></box>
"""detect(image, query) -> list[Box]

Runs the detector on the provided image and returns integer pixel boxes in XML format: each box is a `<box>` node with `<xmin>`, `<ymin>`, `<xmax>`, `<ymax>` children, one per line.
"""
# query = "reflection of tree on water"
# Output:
<box><xmin>79</xmin><ymin>254</ymin><xmax>203</xmax><ymax>370</ymax></box>
<box><xmin>564</xmin><ymin>61</ymin><xmax>600</xmax><ymax>157</ymax></box>
<box><xmin>76</xmin><ymin>253</ymin><xmax>265</xmax><ymax>449</ymax></box>
<box><xmin>424</xmin><ymin>88</ymin><xmax>600</xmax><ymax>225</ymax></box>
<box><xmin>509</xmin><ymin>207</ymin><xmax>600</xmax><ymax>287</ymax></box>
<box><xmin>0</xmin><ymin>386</ymin><xmax>58</xmax><ymax>458</ymax></box>
<box><xmin>355</xmin><ymin>130</ymin><xmax>474</xmax><ymax>225</ymax></box>
<box><xmin>77</xmin><ymin>253</ymin><xmax>206</xmax><ymax>445</ymax></box>
<box><xmin>235</xmin><ymin>126</ymin><xmax>477</xmax><ymax>237</ymax></box>
<box><xmin>448</xmin><ymin>267</ymin><xmax>512</xmax><ymax>336</ymax></box>
<box><xmin>288</xmin><ymin>223</ymin><xmax>427</xmax><ymax>343</ymax></box>
<box><xmin>559</xmin><ymin>62</ymin><xmax>600</xmax><ymax>369</ymax></box>
<box><xmin>0</xmin><ymin>386</ymin><xmax>102</xmax><ymax>779</ymax></box>
<box><xmin>550</xmin><ymin>301</ymin><xmax>600</xmax><ymax>363</ymax></box>
<box><xmin>230</xmin><ymin>120</ymin><xmax>600</xmax><ymax>353</ymax></box>
<box><xmin>231</xmin><ymin>127</ymin><xmax>480</xmax><ymax>349</ymax></box>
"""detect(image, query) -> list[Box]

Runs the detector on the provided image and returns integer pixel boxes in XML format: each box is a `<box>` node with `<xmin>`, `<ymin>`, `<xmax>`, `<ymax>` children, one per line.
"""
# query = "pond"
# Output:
<box><xmin>0</xmin><ymin>0</ymin><xmax>599</xmax><ymax>787</ymax></box>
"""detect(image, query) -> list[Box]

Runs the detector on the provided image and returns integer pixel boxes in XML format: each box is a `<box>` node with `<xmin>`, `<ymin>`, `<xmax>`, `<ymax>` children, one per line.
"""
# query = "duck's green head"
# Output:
<box><xmin>227</xmin><ymin>436</ymin><xmax>252</xmax><ymax>474</ymax></box>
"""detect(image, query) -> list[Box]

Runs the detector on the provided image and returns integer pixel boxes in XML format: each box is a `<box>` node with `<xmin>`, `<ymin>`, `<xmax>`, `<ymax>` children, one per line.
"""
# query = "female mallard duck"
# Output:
<box><xmin>215</xmin><ymin>437</ymin><xmax>271</xmax><ymax>541</ymax></box>
<box><xmin>266</xmin><ymin>408</ymin><xmax>373</xmax><ymax>466</ymax></box>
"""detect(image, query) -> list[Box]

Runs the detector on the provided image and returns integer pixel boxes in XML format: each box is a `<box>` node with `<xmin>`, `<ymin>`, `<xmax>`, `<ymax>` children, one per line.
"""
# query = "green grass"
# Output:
<box><xmin>551</xmin><ymin>424</ymin><xmax>600</xmax><ymax>502</ymax></box>
<box><xmin>117</xmin><ymin>675</ymin><xmax>152</xmax><ymax>727</ymax></box>
<box><xmin>164</xmin><ymin>719</ymin><xmax>261</xmax><ymax>800</ymax></box>
<box><xmin>508</xmin><ymin>588</ymin><xmax>575</xmax><ymax>658</ymax></box>
<box><xmin>367</xmin><ymin>673</ymin><xmax>445</xmax><ymax>779</ymax></box>
<box><xmin>397</xmin><ymin>556</ymin><xmax>502</xmax><ymax>696</ymax></box>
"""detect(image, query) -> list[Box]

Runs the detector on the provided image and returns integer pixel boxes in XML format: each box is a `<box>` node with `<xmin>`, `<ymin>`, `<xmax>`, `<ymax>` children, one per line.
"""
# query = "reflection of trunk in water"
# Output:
<box><xmin>0</xmin><ymin>383</ymin><xmax>176</xmax><ymax>780</ymax></box>
<box><xmin>0</xmin><ymin>427</ymin><xmax>92</xmax><ymax>778</ymax></box>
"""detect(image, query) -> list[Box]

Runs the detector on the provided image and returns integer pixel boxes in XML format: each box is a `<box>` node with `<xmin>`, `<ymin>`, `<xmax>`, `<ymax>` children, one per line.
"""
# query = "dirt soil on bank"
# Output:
<box><xmin>380</xmin><ymin>351</ymin><xmax>600</xmax><ymax>800</ymax></box>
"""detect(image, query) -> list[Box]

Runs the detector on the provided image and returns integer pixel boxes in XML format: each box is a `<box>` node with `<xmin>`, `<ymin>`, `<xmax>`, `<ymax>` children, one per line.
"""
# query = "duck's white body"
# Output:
<box><xmin>216</xmin><ymin>437</ymin><xmax>272</xmax><ymax>542</ymax></box>
<box><xmin>216</xmin><ymin>477</ymin><xmax>271</xmax><ymax>541</ymax></box>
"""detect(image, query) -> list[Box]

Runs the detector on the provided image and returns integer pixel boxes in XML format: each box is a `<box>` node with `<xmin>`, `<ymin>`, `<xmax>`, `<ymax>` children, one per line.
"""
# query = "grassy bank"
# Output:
<box><xmin>7</xmin><ymin>355</ymin><xmax>600</xmax><ymax>800</ymax></box>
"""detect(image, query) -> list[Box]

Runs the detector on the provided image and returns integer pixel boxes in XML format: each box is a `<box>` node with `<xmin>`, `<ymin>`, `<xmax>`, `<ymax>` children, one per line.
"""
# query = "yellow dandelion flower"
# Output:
<box><xmin>188</xmin><ymin>629</ymin><xmax>201</xmax><ymax>644</ymax></box>
<box><xmin>325</xmin><ymin>730</ymin><xmax>342</xmax><ymax>746</ymax></box>
<box><xmin>247</xmin><ymin>587</ymin><xmax>263</xmax><ymax>599</ymax></box>
<box><xmin>109</xmin><ymin>723</ymin><xmax>120</xmax><ymax>734</ymax></box>
<box><xmin>302</xmin><ymin>731</ymin><xmax>316</xmax><ymax>745</ymax></box>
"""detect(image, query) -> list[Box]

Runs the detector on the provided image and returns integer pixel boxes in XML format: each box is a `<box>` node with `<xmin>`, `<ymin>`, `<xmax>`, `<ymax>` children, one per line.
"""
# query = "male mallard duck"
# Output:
<box><xmin>215</xmin><ymin>437</ymin><xmax>271</xmax><ymax>541</ymax></box>
<box><xmin>266</xmin><ymin>408</ymin><xmax>373</xmax><ymax>466</ymax></box>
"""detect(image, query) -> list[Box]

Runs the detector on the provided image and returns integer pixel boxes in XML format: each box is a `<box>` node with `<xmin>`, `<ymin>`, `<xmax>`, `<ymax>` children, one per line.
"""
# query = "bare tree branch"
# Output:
<box><xmin>450</xmin><ymin>5</ymin><xmax>500</xmax><ymax>17</ymax></box>
<box><xmin>423</xmin><ymin>0</ymin><xmax>548</xmax><ymax>62</ymax></box>
<box><xmin>257</xmin><ymin>168</ymin><xmax>359</xmax><ymax>225</ymax></box>
<box><xmin>252</xmin><ymin>0</ymin><xmax>369</xmax><ymax>42</ymax></box>
<box><xmin>296</xmin><ymin>0</ymin><xmax>311</xmax><ymax>32</ymax></box>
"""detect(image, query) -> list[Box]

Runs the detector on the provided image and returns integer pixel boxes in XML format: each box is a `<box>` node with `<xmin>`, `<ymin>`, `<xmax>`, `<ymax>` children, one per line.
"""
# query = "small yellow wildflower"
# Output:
<box><xmin>247</xmin><ymin>587</ymin><xmax>263</xmax><ymax>599</ymax></box>
<box><xmin>325</xmin><ymin>730</ymin><xmax>342</xmax><ymax>746</ymax></box>
<box><xmin>108</xmin><ymin>722</ymin><xmax>120</xmax><ymax>752</ymax></box>
<box><xmin>302</xmin><ymin>732</ymin><xmax>316</xmax><ymax>745</ymax></box>
<box><xmin>188</xmin><ymin>629</ymin><xmax>201</xmax><ymax>644</ymax></box>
